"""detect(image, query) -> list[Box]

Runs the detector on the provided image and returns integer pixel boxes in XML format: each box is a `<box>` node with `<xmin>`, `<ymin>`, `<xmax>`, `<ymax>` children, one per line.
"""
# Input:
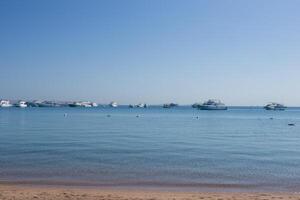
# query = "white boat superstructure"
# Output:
<box><xmin>110</xmin><ymin>101</ymin><xmax>118</xmax><ymax>108</ymax></box>
<box><xmin>16</xmin><ymin>101</ymin><xmax>28</xmax><ymax>108</ymax></box>
<box><xmin>81</xmin><ymin>102</ymin><xmax>92</xmax><ymax>107</ymax></box>
<box><xmin>0</xmin><ymin>100</ymin><xmax>13</xmax><ymax>107</ymax></box>
<box><xmin>136</xmin><ymin>103</ymin><xmax>147</xmax><ymax>108</ymax></box>
<box><xmin>198</xmin><ymin>99</ymin><xmax>227</xmax><ymax>110</ymax></box>
<box><xmin>69</xmin><ymin>101</ymin><xmax>98</xmax><ymax>107</ymax></box>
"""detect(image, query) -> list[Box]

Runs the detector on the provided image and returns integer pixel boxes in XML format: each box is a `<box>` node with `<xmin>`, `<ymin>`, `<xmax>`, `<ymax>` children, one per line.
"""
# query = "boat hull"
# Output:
<box><xmin>16</xmin><ymin>105</ymin><xmax>27</xmax><ymax>108</ymax></box>
<box><xmin>0</xmin><ymin>105</ymin><xmax>12</xmax><ymax>108</ymax></box>
<box><xmin>264</xmin><ymin>107</ymin><xmax>285</xmax><ymax>111</ymax></box>
<box><xmin>198</xmin><ymin>105</ymin><xmax>228</xmax><ymax>110</ymax></box>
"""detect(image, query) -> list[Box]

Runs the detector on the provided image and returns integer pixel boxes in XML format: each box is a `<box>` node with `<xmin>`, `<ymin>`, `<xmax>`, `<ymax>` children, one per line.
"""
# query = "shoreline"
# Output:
<box><xmin>1</xmin><ymin>179</ymin><xmax>300</xmax><ymax>193</ymax></box>
<box><xmin>1</xmin><ymin>184</ymin><xmax>300</xmax><ymax>200</ymax></box>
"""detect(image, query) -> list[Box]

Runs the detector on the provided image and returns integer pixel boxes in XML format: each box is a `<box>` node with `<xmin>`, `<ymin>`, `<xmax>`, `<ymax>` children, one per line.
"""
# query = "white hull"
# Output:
<box><xmin>16</xmin><ymin>105</ymin><xmax>27</xmax><ymax>108</ymax></box>
<box><xmin>1</xmin><ymin>104</ymin><xmax>12</xmax><ymax>108</ymax></box>
<box><xmin>110</xmin><ymin>102</ymin><xmax>118</xmax><ymax>107</ymax></box>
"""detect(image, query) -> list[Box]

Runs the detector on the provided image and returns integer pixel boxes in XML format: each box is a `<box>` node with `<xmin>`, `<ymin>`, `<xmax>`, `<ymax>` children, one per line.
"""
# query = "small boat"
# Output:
<box><xmin>129</xmin><ymin>104</ymin><xmax>134</xmax><ymax>108</ymax></box>
<box><xmin>264</xmin><ymin>103</ymin><xmax>286</xmax><ymax>111</ymax></box>
<box><xmin>69</xmin><ymin>101</ymin><xmax>97</xmax><ymax>107</ymax></box>
<box><xmin>109</xmin><ymin>101</ymin><xmax>118</xmax><ymax>108</ymax></box>
<box><xmin>0</xmin><ymin>100</ymin><xmax>13</xmax><ymax>107</ymax></box>
<box><xmin>16</xmin><ymin>101</ymin><xmax>27</xmax><ymax>108</ymax></box>
<box><xmin>163</xmin><ymin>103</ymin><xmax>178</xmax><ymax>108</ymax></box>
<box><xmin>198</xmin><ymin>99</ymin><xmax>227</xmax><ymax>110</ymax></box>
<box><xmin>136</xmin><ymin>103</ymin><xmax>147</xmax><ymax>108</ymax></box>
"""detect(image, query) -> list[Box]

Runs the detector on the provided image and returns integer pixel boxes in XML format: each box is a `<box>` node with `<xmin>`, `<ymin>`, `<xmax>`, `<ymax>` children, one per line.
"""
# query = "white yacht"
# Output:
<box><xmin>0</xmin><ymin>100</ymin><xmax>13</xmax><ymax>107</ymax></box>
<box><xmin>198</xmin><ymin>99</ymin><xmax>227</xmax><ymax>110</ymax></box>
<box><xmin>264</xmin><ymin>103</ymin><xmax>286</xmax><ymax>110</ymax></box>
<box><xmin>16</xmin><ymin>101</ymin><xmax>27</xmax><ymax>108</ymax></box>
<box><xmin>109</xmin><ymin>101</ymin><xmax>118</xmax><ymax>108</ymax></box>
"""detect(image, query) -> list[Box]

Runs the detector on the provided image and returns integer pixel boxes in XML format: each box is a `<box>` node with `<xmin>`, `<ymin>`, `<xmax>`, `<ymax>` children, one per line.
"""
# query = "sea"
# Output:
<box><xmin>1</xmin><ymin>106</ymin><xmax>300</xmax><ymax>192</ymax></box>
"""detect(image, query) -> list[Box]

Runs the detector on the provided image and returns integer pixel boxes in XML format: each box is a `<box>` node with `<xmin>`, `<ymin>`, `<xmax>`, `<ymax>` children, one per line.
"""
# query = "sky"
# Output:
<box><xmin>0</xmin><ymin>0</ymin><xmax>300</xmax><ymax>106</ymax></box>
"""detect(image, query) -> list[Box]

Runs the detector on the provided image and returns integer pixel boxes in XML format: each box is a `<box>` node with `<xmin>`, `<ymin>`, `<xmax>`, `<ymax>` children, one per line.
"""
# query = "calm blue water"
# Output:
<box><xmin>1</xmin><ymin>106</ymin><xmax>300</xmax><ymax>191</ymax></box>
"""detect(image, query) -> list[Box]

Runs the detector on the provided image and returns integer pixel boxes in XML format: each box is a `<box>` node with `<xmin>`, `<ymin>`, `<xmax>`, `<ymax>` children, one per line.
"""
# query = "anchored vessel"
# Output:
<box><xmin>69</xmin><ymin>101</ymin><xmax>98</xmax><ymax>107</ymax></box>
<box><xmin>0</xmin><ymin>100</ymin><xmax>13</xmax><ymax>107</ymax></box>
<box><xmin>198</xmin><ymin>99</ymin><xmax>227</xmax><ymax>110</ymax></box>
<box><xmin>136</xmin><ymin>103</ymin><xmax>147</xmax><ymax>108</ymax></box>
<box><xmin>264</xmin><ymin>103</ymin><xmax>286</xmax><ymax>110</ymax></box>
<box><xmin>163</xmin><ymin>103</ymin><xmax>178</xmax><ymax>108</ymax></box>
<box><xmin>109</xmin><ymin>101</ymin><xmax>118</xmax><ymax>108</ymax></box>
<box><xmin>16</xmin><ymin>101</ymin><xmax>28</xmax><ymax>108</ymax></box>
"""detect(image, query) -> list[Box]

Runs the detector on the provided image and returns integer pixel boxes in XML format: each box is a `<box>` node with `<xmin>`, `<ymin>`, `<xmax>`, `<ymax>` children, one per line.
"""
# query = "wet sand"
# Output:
<box><xmin>0</xmin><ymin>185</ymin><xmax>300</xmax><ymax>200</ymax></box>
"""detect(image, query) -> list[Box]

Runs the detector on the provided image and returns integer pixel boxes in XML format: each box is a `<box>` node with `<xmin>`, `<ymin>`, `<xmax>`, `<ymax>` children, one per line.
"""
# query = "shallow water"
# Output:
<box><xmin>0</xmin><ymin>106</ymin><xmax>300</xmax><ymax>191</ymax></box>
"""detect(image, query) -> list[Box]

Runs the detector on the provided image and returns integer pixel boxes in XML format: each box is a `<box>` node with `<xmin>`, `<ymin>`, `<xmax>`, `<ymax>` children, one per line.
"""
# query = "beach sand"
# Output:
<box><xmin>0</xmin><ymin>185</ymin><xmax>300</xmax><ymax>200</ymax></box>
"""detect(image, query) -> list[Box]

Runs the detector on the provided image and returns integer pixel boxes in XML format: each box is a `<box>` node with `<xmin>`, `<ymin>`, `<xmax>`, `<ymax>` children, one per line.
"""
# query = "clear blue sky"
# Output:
<box><xmin>1</xmin><ymin>0</ymin><xmax>300</xmax><ymax>105</ymax></box>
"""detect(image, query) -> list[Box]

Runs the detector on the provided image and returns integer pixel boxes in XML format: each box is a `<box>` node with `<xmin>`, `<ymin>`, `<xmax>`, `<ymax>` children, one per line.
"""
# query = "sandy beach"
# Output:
<box><xmin>0</xmin><ymin>185</ymin><xmax>300</xmax><ymax>200</ymax></box>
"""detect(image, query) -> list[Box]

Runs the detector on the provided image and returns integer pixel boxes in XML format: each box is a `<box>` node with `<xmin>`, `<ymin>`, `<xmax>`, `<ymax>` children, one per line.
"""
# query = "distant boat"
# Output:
<box><xmin>109</xmin><ymin>101</ymin><xmax>118</xmax><ymax>108</ymax></box>
<box><xmin>129</xmin><ymin>104</ymin><xmax>134</xmax><ymax>108</ymax></box>
<box><xmin>81</xmin><ymin>102</ymin><xmax>92</xmax><ymax>107</ymax></box>
<box><xmin>69</xmin><ymin>101</ymin><xmax>97</xmax><ymax>107</ymax></box>
<box><xmin>264</xmin><ymin>103</ymin><xmax>286</xmax><ymax>111</ymax></box>
<box><xmin>163</xmin><ymin>103</ymin><xmax>178</xmax><ymax>108</ymax></box>
<box><xmin>198</xmin><ymin>99</ymin><xmax>227</xmax><ymax>110</ymax></box>
<box><xmin>136</xmin><ymin>103</ymin><xmax>147</xmax><ymax>108</ymax></box>
<box><xmin>0</xmin><ymin>100</ymin><xmax>12</xmax><ymax>107</ymax></box>
<box><xmin>16</xmin><ymin>101</ymin><xmax>27</xmax><ymax>108</ymax></box>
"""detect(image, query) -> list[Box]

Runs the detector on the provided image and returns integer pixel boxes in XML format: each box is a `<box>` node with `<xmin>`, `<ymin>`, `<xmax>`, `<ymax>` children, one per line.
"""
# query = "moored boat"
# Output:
<box><xmin>163</xmin><ymin>103</ymin><xmax>178</xmax><ymax>108</ymax></box>
<box><xmin>16</xmin><ymin>101</ymin><xmax>28</xmax><ymax>108</ymax></box>
<box><xmin>136</xmin><ymin>103</ymin><xmax>147</xmax><ymax>108</ymax></box>
<box><xmin>69</xmin><ymin>101</ymin><xmax>97</xmax><ymax>107</ymax></box>
<box><xmin>264</xmin><ymin>103</ymin><xmax>286</xmax><ymax>110</ymax></box>
<box><xmin>0</xmin><ymin>100</ymin><xmax>12</xmax><ymax>107</ymax></box>
<box><xmin>109</xmin><ymin>101</ymin><xmax>118</xmax><ymax>108</ymax></box>
<box><xmin>198</xmin><ymin>99</ymin><xmax>227</xmax><ymax>110</ymax></box>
